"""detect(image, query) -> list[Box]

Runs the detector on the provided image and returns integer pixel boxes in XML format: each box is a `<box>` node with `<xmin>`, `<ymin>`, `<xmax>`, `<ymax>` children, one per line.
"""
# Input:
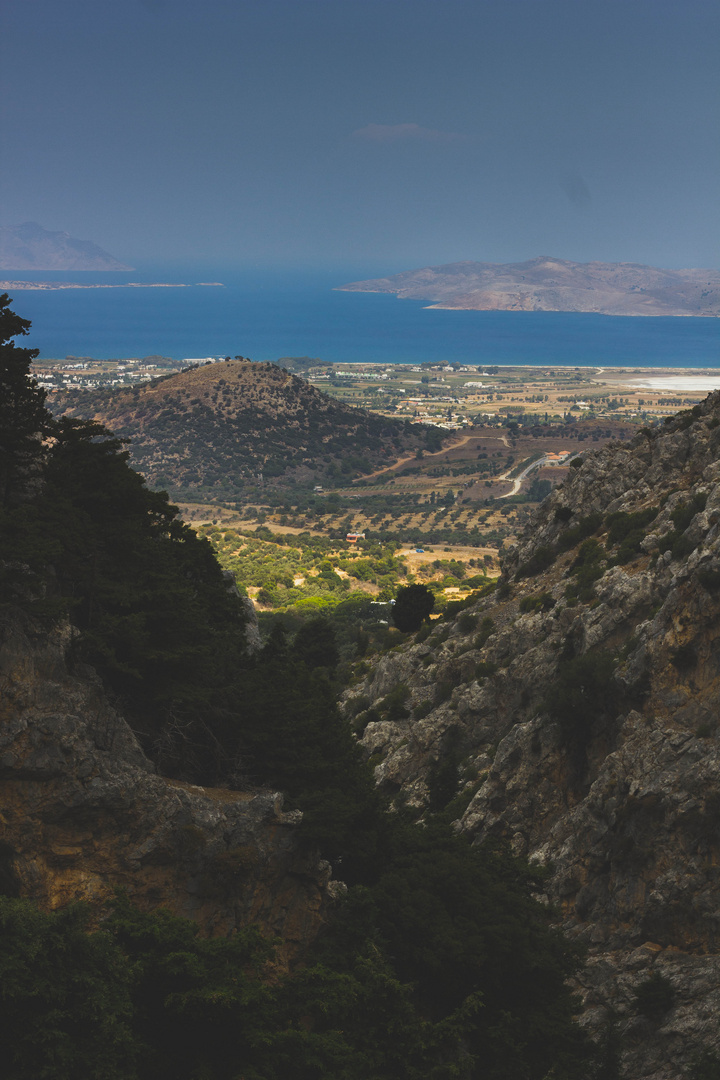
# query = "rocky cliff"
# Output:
<box><xmin>345</xmin><ymin>396</ymin><xmax>720</xmax><ymax>1077</ymax></box>
<box><xmin>0</xmin><ymin>606</ymin><xmax>334</xmax><ymax>959</ymax></box>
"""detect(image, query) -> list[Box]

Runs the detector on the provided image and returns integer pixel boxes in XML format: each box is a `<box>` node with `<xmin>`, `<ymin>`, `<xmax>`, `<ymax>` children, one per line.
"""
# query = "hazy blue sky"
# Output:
<box><xmin>2</xmin><ymin>0</ymin><xmax>718</xmax><ymax>271</ymax></box>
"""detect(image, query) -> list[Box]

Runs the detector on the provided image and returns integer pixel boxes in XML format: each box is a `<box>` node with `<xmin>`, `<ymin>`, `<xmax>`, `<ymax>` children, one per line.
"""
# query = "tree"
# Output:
<box><xmin>294</xmin><ymin>616</ymin><xmax>339</xmax><ymax>669</ymax></box>
<box><xmin>0</xmin><ymin>898</ymin><xmax>136</xmax><ymax>1079</ymax></box>
<box><xmin>392</xmin><ymin>584</ymin><xmax>435</xmax><ymax>632</ymax></box>
<box><xmin>0</xmin><ymin>293</ymin><xmax>49</xmax><ymax>507</ymax></box>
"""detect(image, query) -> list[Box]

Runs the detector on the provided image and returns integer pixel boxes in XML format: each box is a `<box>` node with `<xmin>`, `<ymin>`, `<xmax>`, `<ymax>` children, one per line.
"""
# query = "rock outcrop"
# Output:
<box><xmin>345</xmin><ymin>396</ymin><xmax>720</xmax><ymax>1077</ymax></box>
<box><xmin>0</xmin><ymin>607</ymin><xmax>333</xmax><ymax>959</ymax></box>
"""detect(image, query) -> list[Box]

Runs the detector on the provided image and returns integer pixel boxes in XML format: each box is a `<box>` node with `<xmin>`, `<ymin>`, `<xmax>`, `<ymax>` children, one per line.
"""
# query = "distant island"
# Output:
<box><xmin>337</xmin><ymin>256</ymin><xmax>720</xmax><ymax>317</ymax></box>
<box><xmin>0</xmin><ymin>221</ymin><xmax>133</xmax><ymax>271</ymax></box>
<box><xmin>0</xmin><ymin>281</ymin><xmax>203</xmax><ymax>291</ymax></box>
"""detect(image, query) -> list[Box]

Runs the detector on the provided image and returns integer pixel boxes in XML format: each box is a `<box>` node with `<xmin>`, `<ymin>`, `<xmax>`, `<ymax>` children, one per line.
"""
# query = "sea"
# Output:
<box><xmin>6</xmin><ymin>265</ymin><xmax>719</xmax><ymax>369</ymax></box>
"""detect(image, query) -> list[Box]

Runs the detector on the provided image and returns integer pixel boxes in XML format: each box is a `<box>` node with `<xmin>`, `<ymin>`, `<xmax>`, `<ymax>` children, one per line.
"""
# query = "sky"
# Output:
<box><xmin>1</xmin><ymin>0</ymin><xmax>718</xmax><ymax>272</ymax></box>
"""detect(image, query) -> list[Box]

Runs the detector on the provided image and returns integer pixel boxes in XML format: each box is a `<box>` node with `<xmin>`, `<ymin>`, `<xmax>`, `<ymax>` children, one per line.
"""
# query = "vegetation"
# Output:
<box><xmin>50</xmin><ymin>360</ymin><xmax>430</xmax><ymax>499</ymax></box>
<box><xmin>392</xmin><ymin>583</ymin><xmax>436</xmax><ymax>632</ymax></box>
<box><xmin>0</xmin><ymin>842</ymin><xmax>593</xmax><ymax>1079</ymax></box>
<box><xmin>1</xmin><ymin>297</ymin><xmax>597</xmax><ymax>1078</ymax></box>
<box><xmin>633</xmin><ymin>971</ymin><xmax>675</xmax><ymax>1020</ymax></box>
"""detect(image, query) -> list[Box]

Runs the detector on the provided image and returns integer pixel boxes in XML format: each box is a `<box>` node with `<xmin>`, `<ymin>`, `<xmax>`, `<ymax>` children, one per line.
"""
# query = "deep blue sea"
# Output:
<box><xmin>7</xmin><ymin>265</ymin><xmax>719</xmax><ymax>368</ymax></box>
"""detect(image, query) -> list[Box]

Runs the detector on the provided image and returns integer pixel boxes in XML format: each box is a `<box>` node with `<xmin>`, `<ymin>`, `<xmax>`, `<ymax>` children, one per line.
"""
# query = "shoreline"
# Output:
<box><xmin>0</xmin><ymin>281</ymin><xmax>225</xmax><ymax>291</ymax></box>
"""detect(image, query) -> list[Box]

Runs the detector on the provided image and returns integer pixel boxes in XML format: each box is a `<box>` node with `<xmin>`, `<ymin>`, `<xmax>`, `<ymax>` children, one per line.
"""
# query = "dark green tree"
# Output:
<box><xmin>0</xmin><ymin>897</ymin><xmax>136</xmax><ymax>1080</ymax></box>
<box><xmin>293</xmin><ymin>616</ymin><xmax>339</xmax><ymax>669</ymax></box>
<box><xmin>0</xmin><ymin>293</ymin><xmax>49</xmax><ymax>507</ymax></box>
<box><xmin>392</xmin><ymin>583</ymin><xmax>435</xmax><ymax>632</ymax></box>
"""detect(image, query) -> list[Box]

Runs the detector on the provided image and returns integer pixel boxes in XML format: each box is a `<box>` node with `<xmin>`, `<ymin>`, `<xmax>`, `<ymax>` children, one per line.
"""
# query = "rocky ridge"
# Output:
<box><xmin>0</xmin><ymin>607</ymin><xmax>334</xmax><ymax>959</ymax></box>
<box><xmin>345</xmin><ymin>396</ymin><xmax>720</xmax><ymax>1077</ymax></box>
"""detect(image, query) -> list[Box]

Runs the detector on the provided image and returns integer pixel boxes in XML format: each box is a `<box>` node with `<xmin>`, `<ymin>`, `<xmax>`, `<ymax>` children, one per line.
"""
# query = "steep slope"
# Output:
<box><xmin>50</xmin><ymin>360</ymin><xmax>427</xmax><ymax>498</ymax></box>
<box><xmin>338</xmin><ymin>256</ymin><xmax>720</xmax><ymax>316</ymax></box>
<box><xmin>345</xmin><ymin>397</ymin><xmax>720</xmax><ymax>1077</ymax></box>
<box><xmin>0</xmin><ymin>222</ymin><xmax>133</xmax><ymax>271</ymax></box>
<box><xmin>0</xmin><ymin>606</ymin><xmax>333</xmax><ymax>955</ymax></box>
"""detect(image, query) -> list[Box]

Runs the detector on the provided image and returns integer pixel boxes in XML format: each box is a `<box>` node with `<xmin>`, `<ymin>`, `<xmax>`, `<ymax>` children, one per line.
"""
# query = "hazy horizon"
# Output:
<box><xmin>2</xmin><ymin>0</ymin><xmax>718</xmax><ymax>273</ymax></box>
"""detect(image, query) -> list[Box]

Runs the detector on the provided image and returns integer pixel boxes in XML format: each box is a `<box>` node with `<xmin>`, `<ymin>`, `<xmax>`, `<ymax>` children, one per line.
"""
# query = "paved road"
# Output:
<box><xmin>497</xmin><ymin>455</ymin><xmax>548</xmax><ymax>498</ymax></box>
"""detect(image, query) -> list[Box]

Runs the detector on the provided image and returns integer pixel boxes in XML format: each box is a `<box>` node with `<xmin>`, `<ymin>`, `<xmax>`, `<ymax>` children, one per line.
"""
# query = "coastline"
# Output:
<box><xmin>0</xmin><ymin>281</ymin><xmax>225</xmax><ymax>291</ymax></box>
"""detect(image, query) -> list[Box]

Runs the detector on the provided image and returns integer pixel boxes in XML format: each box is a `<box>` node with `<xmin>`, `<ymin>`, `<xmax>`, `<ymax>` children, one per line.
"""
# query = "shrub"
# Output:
<box><xmin>688</xmin><ymin>1048</ymin><xmax>720</xmax><ymax>1080</ymax></box>
<box><xmin>699</xmin><ymin>567</ymin><xmax>720</xmax><ymax>591</ymax></box>
<box><xmin>557</xmin><ymin>512</ymin><xmax>604</xmax><ymax>552</ymax></box>
<box><xmin>543</xmin><ymin>651</ymin><xmax>619</xmax><ymax>748</ymax></box>
<box><xmin>434</xmin><ymin>679</ymin><xmax>455</xmax><ymax>706</ymax></box>
<box><xmin>633</xmin><ymin>971</ymin><xmax>675</xmax><ymax>1019</ymax></box>
<box><xmin>380</xmin><ymin>684</ymin><xmax>411</xmax><ymax>723</ymax></box>
<box><xmin>458</xmin><ymin>611</ymin><xmax>478</xmax><ymax>633</ymax></box>
<box><xmin>606</xmin><ymin>507</ymin><xmax>658</xmax><ymax>546</ymax></box>
<box><xmin>475</xmin><ymin>661</ymin><xmax>498</xmax><ymax>680</ymax></box>
<box><xmin>516</xmin><ymin>545</ymin><xmax>556</xmax><ymax>579</ymax></box>
<box><xmin>519</xmin><ymin>592</ymin><xmax>555</xmax><ymax>614</ymax></box>
<box><xmin>474</xmin><ymin>618</ymin><xmax>495</xmax><ymax>649</ymax></box>
<box><xmin>426</xmin><ymin>727</ymin><xmax>463</xmax><ymax>812</ymax></box>
<box><xmin>413</xmin><ymin>699</ymin><xmax>434</xmax><ymax>720</ymax></box>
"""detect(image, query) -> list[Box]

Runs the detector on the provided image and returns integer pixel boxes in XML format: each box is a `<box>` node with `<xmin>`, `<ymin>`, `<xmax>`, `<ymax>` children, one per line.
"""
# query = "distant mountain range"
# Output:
<box><xmin>338</xmin><ymin>256</ymin><xmax>720</xmax><ymax>317</ymax></box>
<box><xmin>0</xmin><ymin>222</ymin><xmax>132</xmax><ymax>271</ymax></box>
<box><xmin>49</xmin><ymin>359</ymin><xmax>428</xmax><ymax>499</ymax></box>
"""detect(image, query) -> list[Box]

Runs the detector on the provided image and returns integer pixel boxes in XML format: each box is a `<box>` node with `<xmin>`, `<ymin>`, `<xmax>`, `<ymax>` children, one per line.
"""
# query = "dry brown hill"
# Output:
<box><xmin>338</xmin><ymin>256</ymin><xmax>720</xmax><ymax>316</ymax></box>
<box><xmin>50</xmin><ymin>359</ymin><xmax>429</xmax><ymax>500</ymax></box>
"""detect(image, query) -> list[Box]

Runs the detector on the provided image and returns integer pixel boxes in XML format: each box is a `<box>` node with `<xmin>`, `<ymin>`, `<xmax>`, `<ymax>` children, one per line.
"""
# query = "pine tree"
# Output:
<box><xmin>0</xmin><ymin>294</ymin><xmax>49</xmax><ymax>506</ymax></box>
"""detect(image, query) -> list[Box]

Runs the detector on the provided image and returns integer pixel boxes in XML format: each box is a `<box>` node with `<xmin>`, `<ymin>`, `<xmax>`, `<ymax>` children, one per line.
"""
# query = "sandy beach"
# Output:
<box><xmin>625</xmin><ymin>375</ymin><xmax>720</xmax><ymax>392</ymax></box>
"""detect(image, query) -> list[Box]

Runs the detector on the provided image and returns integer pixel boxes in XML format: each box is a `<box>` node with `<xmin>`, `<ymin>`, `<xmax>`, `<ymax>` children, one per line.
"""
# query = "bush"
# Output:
<box><xmin>543</xmin><ymin>651</ymin><xmax>619</xmax><ymax>751</ymax></box>
<box><xmin>380</xmin><ymin>683</ymin><xmax>411</xmax><ymax>723</ymax></box>
<box><xmin>633</xmin><ymin>971</ymin><xmax>675</xmax><ymax>1020</ymax></box>
<box><xmin>688</xmin><ymin>1048</ymin><xmax>720</xmax><ymax>1080</ymax></box>
<box><xmin>458</xmin><ymin>611</ymin><xmax>478</xmax><ymax>633</ymax></box>
<box><xmin>515</xmin><ymin>545</ymin><xmax>556</xmax><ymax>580</ymax></box>
<box><xmin>474</xmin><ymin>617</ymin><xmax>496</xmax><ymax>649</ymax></box>
<box><xmin>475</xmin><ymin>660</ymin><xmax>498</xmax><ymax>679</ymax></box>
<box><xmin>699</xmin><ymin>567</ymin><xmax>720</xmax><ymax>591</ymax></box>
<box><xmin>557</xmin><ymin>512</ymin><xmax>604</xmax><ymax>552</ymax></box>
<box><xmin>519</xmin><ymin>592</ymin><xmax>555</xmax><ymax>614</ymax></box>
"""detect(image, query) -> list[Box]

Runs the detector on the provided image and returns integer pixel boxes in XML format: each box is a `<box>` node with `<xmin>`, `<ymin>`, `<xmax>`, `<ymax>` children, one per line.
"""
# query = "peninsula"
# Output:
<box><xmin>338</xmin><ymin>256</ymin><xmax>720</xmax><ymax>317</ymax></box>
<box><xmin>0</xmin><ymin>281</ymin><xmax>202</xmax><ymax>290</ymax></box>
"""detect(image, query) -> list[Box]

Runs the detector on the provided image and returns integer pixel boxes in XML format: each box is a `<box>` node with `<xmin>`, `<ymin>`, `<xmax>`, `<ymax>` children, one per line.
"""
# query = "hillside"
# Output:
<box><xmin>50</xmin><ymin>359</ymin><xmax>430</xmax><ymax>499</ymax></box>
<box><xmin>338</xmin><ymin>256</ymin><xmax>720</xmax><ymax>316</ymax></box>
<box><xmin>0</xmin><ymin>221</ymin><xmax>132</xmax><ymax>271</ymax></box>
<box><xmin>345</xmin><ymin>396</ymin><xmax>720</xmax><ymax>1076</ymax></box>
<box><xmin>2</xmin><ymin>294</ymin><xmax>593</xmax><ymax>1080</ymax></box>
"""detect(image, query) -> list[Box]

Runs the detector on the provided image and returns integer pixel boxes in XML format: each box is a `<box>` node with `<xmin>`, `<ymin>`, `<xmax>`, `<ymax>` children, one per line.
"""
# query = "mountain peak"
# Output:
<box><xmin>0</xmin><ymin>222</ymin><xmax>133</xmax><ymax>271</ymax></box>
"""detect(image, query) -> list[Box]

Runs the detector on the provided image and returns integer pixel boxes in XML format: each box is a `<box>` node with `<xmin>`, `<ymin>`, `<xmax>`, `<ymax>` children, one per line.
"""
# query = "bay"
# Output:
<box><xmin>6</xmin><ymin>264</ymin><xmax>719</xmax><ymax>368</ymax></box>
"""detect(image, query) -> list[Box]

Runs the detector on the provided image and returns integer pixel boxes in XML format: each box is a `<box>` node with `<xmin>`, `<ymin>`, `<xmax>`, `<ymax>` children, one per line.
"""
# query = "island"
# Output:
<box><xmin>337</xmin><ymin>256</ymin><xmax>720</xmax><ymax>317</ymax></box>
<box><xmin>0</xmin><ymin>221</ymin><xmax>133</xmax><ymax>271</ymax></box>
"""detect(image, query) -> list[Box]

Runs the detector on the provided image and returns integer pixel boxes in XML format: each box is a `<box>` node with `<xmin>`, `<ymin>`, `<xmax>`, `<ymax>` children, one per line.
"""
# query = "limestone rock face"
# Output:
<box><xmin>0</xmin><ymin>608</ymin><xmax>331</xmax><ymax>957</ymax></box>
<box><xmin>345</xmin><ymin>395</ymin><xmax>720</xmax><ymax>1077</ymax></box>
